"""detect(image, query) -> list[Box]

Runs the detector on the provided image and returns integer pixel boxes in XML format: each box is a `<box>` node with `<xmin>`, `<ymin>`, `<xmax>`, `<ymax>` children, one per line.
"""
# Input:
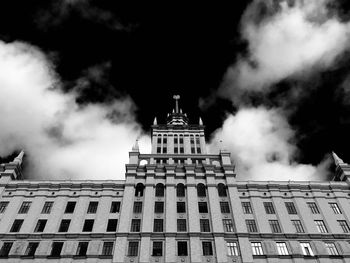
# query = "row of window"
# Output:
<box><xmin>245</xmin><ymin>219</ymin><xmax>350</xmax><ymax>233</ymax></box>
<box><xmin>9</xmin><ymin>218</ymin><xmax>118</xmax><ymax>233</ymax></box>
<box><xmin>242</xmin><ymin>201</ymin><xmax>343</xmax><ymax>215</ymax></box>
<box><xmin>0</xmin><ymin>201</ymin><xmax>120</xmax><ymax>215</ymax></box>
<box><xmin>0</xmin><ymin>241</ymin><xmax>114</xmax><ymax>258</ymax></box>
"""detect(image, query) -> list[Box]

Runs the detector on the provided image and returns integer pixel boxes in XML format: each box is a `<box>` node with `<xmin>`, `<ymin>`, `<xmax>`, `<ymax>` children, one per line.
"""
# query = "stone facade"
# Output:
<box><xmin>1</xmin><ymin>99</ymin><xmax>350</xmax><ymax>262</ymax></box>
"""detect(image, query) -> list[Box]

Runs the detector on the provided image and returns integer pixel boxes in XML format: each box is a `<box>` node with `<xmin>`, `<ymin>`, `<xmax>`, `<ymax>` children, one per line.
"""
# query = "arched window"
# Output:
<box><xmin>155</xmin><ymin>183</ymin><xmax>165</xmax><ymax>197</ymax></box>
<box><xmin>176</xmin><ymin>183</ymin><xmax>185</xmax><ymax>197</ymax></box>
<box><xmin>197</xmin><ymin>183</ymin><xmax>206</xmax><ymax>197</ymax></box>
<box><xmin>217</xmin><ymin>183</ymin><xmax>227</xmax><ymax>197</ymax></box>
<box><xmin>135</xmin><ymin>183</ymin><xmax>145</xmax><ymax>197</ymax></box>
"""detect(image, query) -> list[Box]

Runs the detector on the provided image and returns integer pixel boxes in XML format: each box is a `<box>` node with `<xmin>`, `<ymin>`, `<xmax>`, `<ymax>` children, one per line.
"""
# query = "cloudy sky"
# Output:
<box><xmin>1</xmin><ymin>0</ymin><xmax>350</xmax><ymax>181</ymax></box>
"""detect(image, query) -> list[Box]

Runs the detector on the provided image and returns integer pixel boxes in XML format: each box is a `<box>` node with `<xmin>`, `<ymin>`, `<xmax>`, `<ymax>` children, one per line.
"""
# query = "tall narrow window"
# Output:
<box><xmin>177</xmin><ymin>241</ymin><xmax>188</xmax><ymax>256</ymax></box>
<box><xmin>338</xmin><ymin>220</ymin><xmax>350</xmax><ymax>233</ymax></box>
<box><xmin>223</xmin><ymin>219</ymin><xmax>234</xmax><ymax>232</ymax></box>
<box><xmin>153</xmin><ymin>219</ymin><xmax>163</xmax><ymax>232</ymax></box>
<box><xmin>24</xmin><ymin>242</ymin><xmax>39</xmax><ymax>257</ymax></box>
<box><xmin>128</xmin><ymin>241</ymin><xmax>139</xmax><ymax>256</ymax></box>
<box><xmin>300</xmin><ymin>242</ymin><xmax>314</xmax><ymax>256</ymax></box>
<box><xmin>177</xmin><ymin>219</ymin><xmax>187</xmax><ymax>232</ymax></box>
<box><xmin>227</xmin><ymin>242</ymin><xmax>239</xmax><ymax>256</ymax></box>
<box><xmin>246</xmin><ymin>219</ymin><xmax>258</xmax><ymax>232</ymax></box>
<box><xmin>325</xmin><ymin>242</ymin><xmax>339</xmax><ymax>256</ymax></box>
<box><xmin>34</xmin><ymin>219</ymin><xmax>47</xmax><ymax>232</ymax></box>
<box><xmin>198</xmin><ymin>202</ymin><xmax>208</xmax><ymax>213</ymax></box>
<box><xmin>202</xmin><ymin>242</ymin><xmax>213</xmax><ymax>256</ymax></box>
<box><xmin>307</xmin><ymin>202</ymin><xmax>319</xmax><ymax>214</ymax></box>
<box><xmin>292</xmin><ymin>220</ymin><xmax>304</xmax><ymax>233</ymax></box>
<box><xmin>110</xmin><ymin>201</ymin><xmax>120</xmax><ymax>213</ymax></box>
<box><xmin>18</xmin><ymin>201</ymin><xmax>31</xmax><ymax>214</ymax></box>
<box><xmin>58</xmin><ymin>219</ymin><xmax>70</xmax><ymax>232</ymax></box>
<box><xmin>251</xmin><ymin>242</ymin><xmax>263</xmax><ymax>255</ymax></box>
<box><xmin>200</xmin><ymin>219</ymin><xmax>210</xmax><ymax>232</ymax></box>
<box><xmin>154</xmin><ymin>202</ymin><xmax>164</xmax><ymax>213</ymax></box>
<box><xmin>155</xmin><ymin>184</ymin><xmax>165</xmax><ymax>197</ymax></box>
<box><xmin>197</xmin><ymin>184</ymin><xmax>206</xmax><ymax>197</ymax></box>
<box><xmin>220</xmin><ymin>202</ymin><xmax>230</xmax><ymax>213</ymax></box>
<box><xmin>285</xmin><ymin>202</ymin><xmax>297</xmax><ymax>214</ymax></box>
<box><xmin>87</xmin><ymin>201</ymin><xmax>98</xmax><ymax>213</ymax></box>
<box><xmin>330</xmin><ymin>203</ymin><xmax>341</xmax><ymax>214</ymax></box>
<box><xmin>10</xmin><ymin>219</ymin><xmax>24</xmax><ymax>232</ymax></box>
<box><xmin>276</xmin><ymin>242</ymin><xmax>289</xmax><ymax>255</ymax></box>
<box><xmin>82</xmin><ymin>219</ymin><xmax>94</xmax><ymax>232</ymax></box>
<box><xmin>177</xmin><ymin>202</ymin><xmax>186</xmax><ymax>213</ymax></box>
<box><xmin>131</xmin><ymin>219</ymin><xmax>141</xmax><ymax>232</ymax></box>
<box><xmin>76</xmin><ymin>242</ymin><xmax>88</xmax><ymax>257</ymax></box>
<box><xmin>135</xmin><ymin>183</ymin><xmax>144</xmax><ymax>197</ymax></box>
<box><xmin>217</xmin><ymin>183</ymin><xmax>227</xmax><ymax>197</ymax></box>
<box><xmin>50</xmin><ymin>242</ymin><xmax>63</xmax><ymax>257</ymax></box>
<box><xmin>102</xmin><ymin>242</ymin><xmax>114</xmax><ymax>256</ymax></box>
<box><xmin>106</xmin><ymin>219</ymin><xmax>118</xmax><ymax>232</ymax></box>
<box><xmin>315</xmin><ymin>220</ymin><xmax>328</xmax><ymax>233</ymax></box>
<box><xmin>152</xmin><ymin>242</ymin><xmax>163</xmax><ymax>256</ymax></box>
<box><xmin>242</xmin><ymin>202</ymin><xmax>253</xmax><ymax>214</ymax></box>
<box><xmin>41</xmin><ymin>202</ymin><xmax>53</xmax><ymax>214</ymax></box>
<box><xmin>263</xmin><ymin>202</ymin><xmax>275</xmax><ymax>214</ymax></box>
<box><xmin>176</xmin><ymin>184</ymin><xmax>185</xmax><ymax>197</ymax></box>
<box><xmin>0</xmin><ymin>242</ymin><xmax>13</xmax><ymax>258</ymax></box>
<box><xmin>64</xmin><ymin>201</ymin><xmax>76</xmax><ymax>213</ymax></box>
<box><xmin>133</xmin><ymin>202</ymin><xmax>142</xmax><ymax>213</ymax></box>
<box><xmin>269</xmin><ymin>220</ymin><xmax>281</xmax><ymax>233</ymax></box>
<box><xmin>0</xmin><ymin>202</ymin><xmax>9</xmax><ymax>213</ymax></box>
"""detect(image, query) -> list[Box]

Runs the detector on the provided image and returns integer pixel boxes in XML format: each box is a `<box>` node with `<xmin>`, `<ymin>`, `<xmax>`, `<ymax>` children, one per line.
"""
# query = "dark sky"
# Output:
<box><xmin>1</xmin><ymin>0</ymin><xmax>350</xmax><ymax>169</ymax></box>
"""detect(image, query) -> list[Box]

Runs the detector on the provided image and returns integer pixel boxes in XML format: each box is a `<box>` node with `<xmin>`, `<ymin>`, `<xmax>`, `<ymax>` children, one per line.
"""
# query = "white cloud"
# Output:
<box><xmin>0</xmin><ymin>40</ymin><xmax>151</xmax><ymax>180</ymax></box>
<box><xmin>209</xmin><ymin>107</ymin><xmax>329</xmax><ymax>181</ymax></box>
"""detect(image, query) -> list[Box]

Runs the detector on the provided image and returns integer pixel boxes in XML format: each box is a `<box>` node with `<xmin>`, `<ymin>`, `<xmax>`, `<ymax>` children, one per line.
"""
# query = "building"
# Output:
<box><xmin>1</xmin><ymin>96</ymin><xmax>350</xmax><ymax>263</ymax></box>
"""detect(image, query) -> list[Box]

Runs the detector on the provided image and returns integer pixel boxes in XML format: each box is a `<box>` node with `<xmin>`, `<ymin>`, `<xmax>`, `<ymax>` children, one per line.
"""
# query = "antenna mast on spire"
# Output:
<box><xmin>173</xmin><ymin>95</ymin><xmax>180</xmax><ymax>113</ymax></box>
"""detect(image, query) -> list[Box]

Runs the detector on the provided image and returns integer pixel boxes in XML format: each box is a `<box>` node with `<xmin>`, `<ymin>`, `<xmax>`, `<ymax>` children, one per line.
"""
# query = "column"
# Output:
<box><xmin>190</xmin><ymin>237</ymin><xmax>202</xmax><ymax>263</ymax></box>
<box><xmin>214</xmin><ymin>237</ymin><xmax>227</xmax><ymax>263</ymax></box>
<box><xmin>139</xmin><ymin>236</ymin><xmax>151</xmax><ymax>263</ymax></box>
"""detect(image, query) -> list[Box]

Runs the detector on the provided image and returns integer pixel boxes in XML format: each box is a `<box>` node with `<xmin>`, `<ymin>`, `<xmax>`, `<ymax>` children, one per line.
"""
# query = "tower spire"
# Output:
<box><xmin>173</xmin><ymin>95</ymin><xmax>180</xmax><ymax>113</ymax></box>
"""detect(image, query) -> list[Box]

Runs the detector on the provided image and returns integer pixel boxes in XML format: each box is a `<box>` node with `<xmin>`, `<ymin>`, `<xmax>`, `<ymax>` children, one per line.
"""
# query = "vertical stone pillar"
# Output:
<box><xmin>113</xmin><ymin>237</ymin><xmax>127</xmax><ymax>263</ymax></box>
<box><xmin>272</xmin><ymin>195</ymin><xmax>294</xmax><ymax>233</ymax></box>
<box><xmin>207</xmin><ymin>173</ymin><xmax>224</xmax><ymax>233</ymax></box>
<box><xmin>238</xmin><ymin>237</ymin><xmax>253</xmax><ymax>263</ymax></box>
<box><xmin>165</xmin><ymin>237</ymin><xmax>176</xmax><ymax>263</ymax></box>
<box><xmin>214</xmin><ymin>236</ymin><xmax>228</xmax><ymax>263</ymax></box>
<box><xmin>165</xmin><ymin>169</ymin><xmax>176</xmax><ymax>232</ymax></box>
<box><xmin>294</xmin><ymin>197</ymin><xmax>318</xmax><ymax>234</ymax></box>
<box><xmin>139</xmin><ymin>236</ymin><xmax>151</xmax><ymax>263</ymax></box>
<box><xmin>190</xmin><ymin>237</ymin><xmax>202</xmax><ymax>263</ymax></box>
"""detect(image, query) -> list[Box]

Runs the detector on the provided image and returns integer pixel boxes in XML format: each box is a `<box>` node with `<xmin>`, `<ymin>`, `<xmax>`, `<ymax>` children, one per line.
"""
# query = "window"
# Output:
<box><xmin>163</xmin><ymin>137</ymin><xmax>167</xmax><ymax>144</ymax></box>
<box><xmin>200</xmin><ymin>219</ymin><xmax>210</xmax><ymax>232</ymax></box>
<box><xmin>242</xmin><ymin>202</ymin><xmax>252</xmax><ymax>214</ymax></box>
<box><xmin>177</xmin><ymin>241</ymin><xmax>188</xmax><ymax>256</ymax></box>
<box><xmin>202</xmin><ymin>242</ymin><xmax>213</xmax><ymax>256</ymax></box>
<box><xmin>82</xmin><ymin>219</ymin><xmax>94</xmax><ymax>232</ymax></box>
<box><xmin>87</xmin><ymin>202</ymin><xmax>98</xmax><ymax>213</ymax></box>
<box><xmin>180</xmin><ymin>147</ymin><xmax>184</xmax><ymax>153</ymax></box>
<box><xmin>102</xmin><ymin>242</ymin><xmax>113</xmax><ymax>256</ymax></box>
<box><xmin>34</xmin><ymin>219</ymin><xmax>47</xmax><ymax>232</ymax></box>
<box><xmin>191</xmin><ymin>147</ymin><xmax>195</xmax><ymax>154</ymax></box>
<box><xmin>152</xmin><ymin>241</ymin><xmax>163</xmax><ymax>256</ymax></box>
<box><xmin>135</xmin><ymin>183</ymin><xmax>144</xmax><ymax>197</ymax></box>
<box><xmin>131</xmin><ymin>219</ymin><xmax>141</xmax><ymax>232</ymax></box>
<box><xmin>246</xmin><ymin>219</ymin><xmax>258</xmax><ymax>233</ymax></box>
<box><xmin>110</xmin><ymin>201</ymin><xmax>120</xmax><ymax>213</ymax></box>
<box><xmin>128</xmin><ymin>241</ymin><xmax>139</xmax><ymax>256</ymax></box>
<box><xmin>315</xmin><ymin>220</ymin><xmax>328</xmax><ymax>233</ymax></box>
<box><xmin>264</xmin><ymin>202</ymin><xmax>275</xmax><ymax>214</ymax></box>
<box><xmin>41</xmin><ymin>201</ymin><xmax>53</xmax><ymax>214</ymax></box>
<box><xmin>133</xmin><ymin>202</ymin><xmax>142</xmax><ymax>213</ymax></box>
<box><xmin>223</xmin><ymin>219</ymin><xmax>234</xmax><ymax>232</ymax></box>
<box><xmin>64</xmin><ymin>201</ymin><xmax>76</xmax><ymax>213</ymax></box>
<box><xmin>58</xmin><ymin>219</ymin><xmax>70</xmax><ymax>232</ymax></box>
<box><xmin>285</xmin><ymin>202</ymin><xmax>297</xmax><ymax>214</ymax></box>
<box><xmin>157</xmin><ymin>147</ymin><xmax>161</xmax><ymax>153</ymax></box>
<box><xmin>174</xmin><ymin>147</ymin><xmax>178</xmax><ymax>154</ymax></box>
<box><xmin>0</xmin><ymin>242</ymin><xmax>12</xmax><ymax>257</ymax></box>
<box><xmin>300</xmin><ymin>242</ymin><xmax>314</xmax><ymax>256</ymax></box>
<box><xmin>269</xmin><ymin>220</ymin><xmax>281</xmax><ymax>233</ymax></box>
<box><xmin>106</xmin><ymin>219</ymin><xmax>118</xmax><ymax>232</ymax></box>
<box><xmin>153</xmin><ymin>219</ymin><xmax>163</xmax><ymax>232</ymax></box>
<box><xmin>179</xmin><ymin>137</ymin><xmax>184</xmax><ymax>144</ymax></box>
<box><xmin>154</xmin><ymin>202</ymin><xmax>164</xmax><ymax>213</ymax></box>
<box><xmin>292</xmin><ymin>220</ymin><xmax>304</xmax><ymax>233</ymax></box>
<box><xmin>176</xmin><ymin>184</ymin><xmax>185</xmax><ymax>197</ymax></box>
<box><xmin>325</xmin><ymin>242</ymin><xmax>339</xmax><ymax>256</ymax></box>
<box><xmin>197</xmin><ymin>147</ymin><xmax>201</xmax><ymax>153</ymax></box>
<box><xmin>307</xmin><ymin>202</ymin><xmax>319</xmax><ymax>214</ymax></box>
<box><xmin>227</xmin><ymin>242</ymin><xmax>239</xmax><ymax>256</ymax></box>
<box><xmin>251</xmin><ymin>242</ymin><xmax>263</xmax><ymax>255</ymax></box>
<box><xmin>162</xmin><ymin>147</ymin><xmax>166</xmax><ymax>153</ymax></box>
<box><xmin>157</xmin><ymin>137</ymin><xmax>161</xmax><ymax>144</ymax></box>
<box><xmin>338</xmin><ymin>220</ymin><xmax>350</xmax><ymax>233</ymax></box>
<box><xmin>50</xmin><ymin>242</ymin><xmax>63</xmax><ymax>257</ymax></box>
<box><xmin>10</xmin><ymin>219</ymin><xmax>23</xmax><ymax>232</ymax></box>
<box><xmin>177</xmin><ymin>219</ymin><xmax>187</xmax><ymax>232</ymax></box>
<box><xmin>76</xmin><ymin>242</ymin><xmax>88</xmax><ymax>257</ymax></box>
<box><xmin>0</xmin><ymin>202</ymin><xmax>9</xmax><ymax>213</ymax></box>
<box><xmin>198</xmin><ymin>202</ymin><xmax>208</xmax><ymax>213</ymax></box>
<box><xmin>276</xmin><ymin>242</ymin><xmax>289</xmax><ymax>255</ymax></box>
<box><xmin>177</xmin><ymin>202</ymin><xmax>186</xmax><ymax>213</ymax></box>
<box><xmin>155</xmin><ymin>184</ymin><xmax>165</xmax><ymax>197</ymax></box>
<box><xmin>197</xmin><ymin>184</ymin><xmax>206</xmax><ymax>197</ymax></box>
<box><xmin>220</xmin><ymin>202</ymin><xmax>230</xmax><ymax>213</ymax></box>
<box><xmin>24</xmin><ymin>242</ymin><xmax>39</xmax><ymax>257</ymax></box>
<box><xmin>330</xmin><ymin>203</ymin><xmax>341</xmax><ymax>214</ymax></box>
<box><xmin>18</xmin><ymin>201</ymin><xmax>31</xmax><ymax>214</ymax></box>
<box><xmin>217</xmin><ymin>184</ymin><xmax>227</xmax><ymax>197</ymax></box>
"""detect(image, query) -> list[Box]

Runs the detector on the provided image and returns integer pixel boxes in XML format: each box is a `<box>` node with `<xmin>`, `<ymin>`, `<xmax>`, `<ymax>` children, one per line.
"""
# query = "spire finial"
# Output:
<box><xmin>132</xmin><ymin>139</ymin><xmax>139</xmax><ymax>152</ymax></box>
<box><xmin>199</xmin><ymin>117</ymin><xmax>203</xmax><ymax>125</ymax></box>
<box><xmin>153</xmin><ymin>117</ymin><xmax>157</xmax><ymax>125</ymax></box>
<box><xmin>12</xmin><ymin>150</ymin><xmax>25</xmax><ymax>165</ymax></box>
<box><xmin>332</xmin><ymin>151</ymin><xmax>345</xmax><ymax>166</ymax></box>
<box><xmin>173</xmin><ymin>95</ymin><xmax>180</xmax><ymax>113</ymax></box>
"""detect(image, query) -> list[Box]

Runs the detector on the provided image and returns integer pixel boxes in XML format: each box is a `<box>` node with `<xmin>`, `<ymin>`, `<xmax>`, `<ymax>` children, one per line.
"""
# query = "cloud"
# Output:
<box><xmin>222</xmin><ymin>0</ymin><xmax>350</xmax><ymax>96</ymax></box>
<box><xmin>209</xmin><ymin>107</ymin><xmax>330</xmax><ymax>181</ymax></box>
<box><xmin>0</xmin><ymin>40</ymin><xmax>150</xmax><ymax>180</ymax></box>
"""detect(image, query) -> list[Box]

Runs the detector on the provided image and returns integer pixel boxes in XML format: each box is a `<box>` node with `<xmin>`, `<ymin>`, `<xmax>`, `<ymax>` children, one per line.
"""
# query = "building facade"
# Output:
<box><xmin>1</xmin><ymin>97</ymin><xmax>350</xmax><ymax>262</ymax></box>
